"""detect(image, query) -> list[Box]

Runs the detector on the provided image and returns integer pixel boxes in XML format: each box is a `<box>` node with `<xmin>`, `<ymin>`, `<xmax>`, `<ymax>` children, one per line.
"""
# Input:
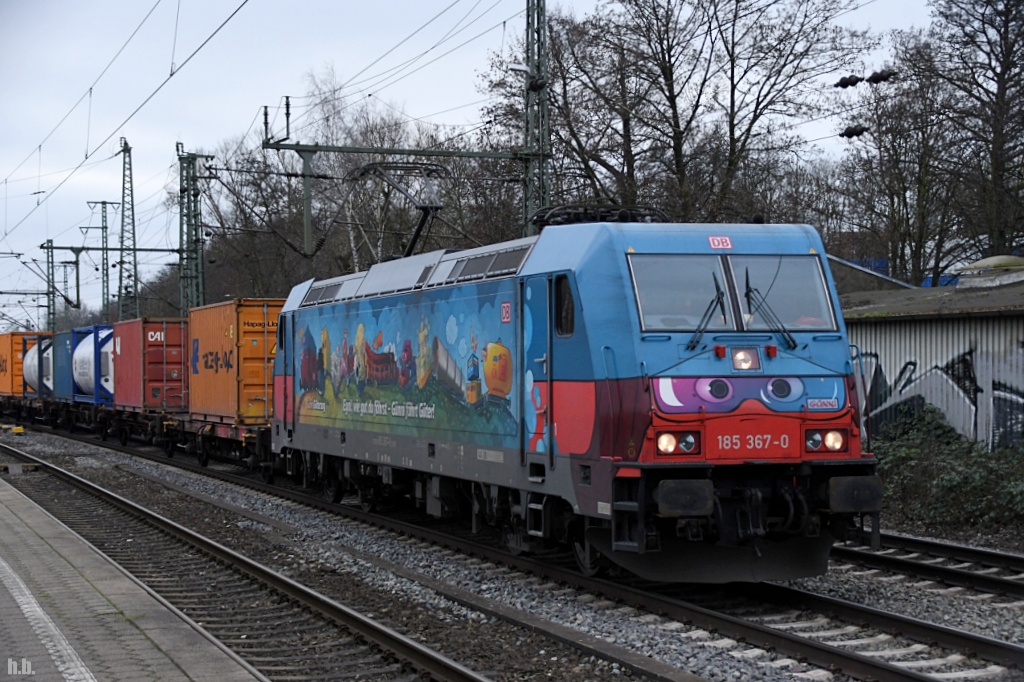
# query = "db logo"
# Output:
<box><xmin>500</xmin><ymin>301</ymin><xmax>512</xmax><ymax>323</ymax></box>
<box><xmin>709</xmin><ymin>236</ymin><xmax>733</xmax><ymax>249</ymax></box>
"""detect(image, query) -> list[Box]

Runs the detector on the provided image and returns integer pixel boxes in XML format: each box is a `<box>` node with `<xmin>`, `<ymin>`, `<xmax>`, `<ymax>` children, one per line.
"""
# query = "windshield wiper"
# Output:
<box><xmin>745</xmin><ymin>269</ymin><xmax>797</xmax><ymax>349</ymax></box>
<box><xmin>687</xmin><ymin>273</ymin><xmax>727</xmax><ymax>350</ymax></box>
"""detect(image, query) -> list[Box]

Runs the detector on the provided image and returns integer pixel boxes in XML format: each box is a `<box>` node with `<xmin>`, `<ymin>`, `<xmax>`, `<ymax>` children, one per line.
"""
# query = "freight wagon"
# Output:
<box><xmin>164</xmin><ymin>299</ymin><xmax>283</xmax><ymax>465</ymax></box>
<box><xmin>110</xmin><ymin>318</ymin><xmax>188</xmax><ymax>445</ymax></box>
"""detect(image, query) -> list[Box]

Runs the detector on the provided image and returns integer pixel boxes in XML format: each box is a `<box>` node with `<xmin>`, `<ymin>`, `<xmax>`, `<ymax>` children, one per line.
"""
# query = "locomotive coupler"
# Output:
<box><xmin>736</xmin><ymin>488</ymin><xmax>765</xmax><ymax>541</ymax></box>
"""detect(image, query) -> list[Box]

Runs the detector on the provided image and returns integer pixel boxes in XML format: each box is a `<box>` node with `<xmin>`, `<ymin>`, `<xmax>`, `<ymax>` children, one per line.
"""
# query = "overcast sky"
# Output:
<box><xmin>0</xmin><ymin>0</ymin><xmax>930</xmax><ymax>330</ymax></box>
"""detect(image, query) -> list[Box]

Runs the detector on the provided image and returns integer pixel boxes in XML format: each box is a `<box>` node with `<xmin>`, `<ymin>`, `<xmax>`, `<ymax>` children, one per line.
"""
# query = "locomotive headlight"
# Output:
<box><xmin>731</xmin><ymin>347</ymin><xmax>760</xmax><ymax>371</ymax></box>
<box><xmin>805</xmin><ymin>429</ymin><xmax>847</xmax><ymax>453</ymax></box>
<box><xmin>657</xmin><ymin>433</ymin><xmax>678</xmax><ymax>454</ymax></box>
<box><xmin>656</xmin><ymin>432</ymin><xmax>701</xmax><ymax>455</ymax></box>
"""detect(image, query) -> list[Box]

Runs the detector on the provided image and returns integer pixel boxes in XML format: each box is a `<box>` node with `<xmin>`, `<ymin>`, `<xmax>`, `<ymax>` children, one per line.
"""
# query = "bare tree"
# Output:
<box><xmin>837</xmin><ymin>32</ymin><xmax>970</xmax><ymax>284</ymax></box>
<box><xmin>482</xmin><ymin>0</ymin><xmax>872</xmax><ymax>221</ymax></box>
<box><xmin>705</xmin><ymin>0</ymin><xmax>873</xmax><ymax>219</ymax></box>
<box><xmin>927</xmin><ymin>0</ymin><xmax>1024</xmax><ymax>256</ymax></box>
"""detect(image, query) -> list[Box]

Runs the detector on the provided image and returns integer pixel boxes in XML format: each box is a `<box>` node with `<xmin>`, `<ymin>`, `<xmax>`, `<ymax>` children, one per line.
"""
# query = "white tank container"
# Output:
<box><xmin>24</xmin><ymin>340</ymin><xmax>53</xmax><ymax>392</ymax></box>
<box><xmin>72</xmin><ymin>330</ymin><xmax>114</xmax><ymax>397</ymax></box>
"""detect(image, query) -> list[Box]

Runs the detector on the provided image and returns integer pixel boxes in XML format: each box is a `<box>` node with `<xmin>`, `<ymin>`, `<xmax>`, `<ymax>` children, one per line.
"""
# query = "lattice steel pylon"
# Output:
<box><xmin>44</xmin><ymin>239</ymin><xmax>55</xmax><ymax>332</ymax></box>
<box><xmin>119</xmin><ymin>138</ymin><xmax>139</xmax><ymax>320</ymax></box>
<box><xmin>177</xmin><ymin>143</ymin><xmax>212</xmax><ymax>314</ymax></box>
<box><xmin>84</xmin><ymin>201</ymin><xmax>117</xmax><ymax>320</ymax></box>
<box><xmin>522</xmin><ymin>0</ymin><xmax>551</xmax><ymax>234</ymax></box>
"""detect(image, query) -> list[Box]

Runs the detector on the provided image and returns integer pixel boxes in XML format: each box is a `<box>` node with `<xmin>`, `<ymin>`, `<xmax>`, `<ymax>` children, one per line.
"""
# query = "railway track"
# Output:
<box><xmin>8</xmin><ymin>428</ymin><xmax>1024</xmax><ymax>681</ymax></box>
<box><xmin>0</xmin><ymin>442</ymin><xmax>491</xmax><ymax>682</ymax></box>
<box><xmin>834</xmin><ymin>533</ymin><xmax>1024</xmax><ymax>602</ymax></box>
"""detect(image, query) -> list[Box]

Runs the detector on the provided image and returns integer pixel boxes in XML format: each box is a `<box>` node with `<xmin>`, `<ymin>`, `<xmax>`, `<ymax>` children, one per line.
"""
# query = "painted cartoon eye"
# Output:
<box><xmin>696</xmin><ymin>378</ymin><xmax>733</xmax><ymax>403</ymax></box>
<box><xmin>764</xmin><ymin>377</ymin><xmax>803</xmax><ymax>402</ymax></box>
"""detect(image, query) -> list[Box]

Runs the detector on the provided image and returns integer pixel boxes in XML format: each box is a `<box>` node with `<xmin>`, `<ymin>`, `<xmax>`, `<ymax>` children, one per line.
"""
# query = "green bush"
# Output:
<box><xmin>873</xmin><ymin>404</ymin><xmax>1024</xmax><ymax>535</ymax></box>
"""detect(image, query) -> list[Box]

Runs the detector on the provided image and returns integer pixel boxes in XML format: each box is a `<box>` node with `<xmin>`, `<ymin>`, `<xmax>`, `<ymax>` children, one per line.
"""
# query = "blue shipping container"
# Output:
<box><xmin>52</xmin><ymin>331</ymin><xmax>75</xmax><ymax>402</ymax></box>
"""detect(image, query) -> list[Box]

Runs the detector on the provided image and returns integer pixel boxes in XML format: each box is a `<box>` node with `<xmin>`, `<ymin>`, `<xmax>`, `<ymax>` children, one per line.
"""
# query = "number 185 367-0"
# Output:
<box><xmin>716</xmin><ymin>434</ymin><xmax>789</xmax><ymax>450</ymax></box>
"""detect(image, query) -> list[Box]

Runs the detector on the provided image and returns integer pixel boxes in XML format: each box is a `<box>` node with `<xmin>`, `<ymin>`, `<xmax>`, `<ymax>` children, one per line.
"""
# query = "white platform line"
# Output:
<box><xmin>0</xmin><ymin>553</ymin><xmax>98</xmax><ymax>682</ymax></box>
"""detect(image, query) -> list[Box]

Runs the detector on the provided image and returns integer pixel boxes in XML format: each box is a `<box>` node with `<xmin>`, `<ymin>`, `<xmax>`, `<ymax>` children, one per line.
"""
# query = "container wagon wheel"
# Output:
<box><xmin>196</xmin><ymin>436</ymin><xmax>209</xmax><ymax>467</ymax></box>
<box><xmin>164</xmin><ymin>436</ymin><xmax>174</xmax><ymax>459</ymax></box>
<box><xmin>260</xmin><ymin>464</ymin><xmax>275</xmax><ymax>485</ymax></box>
<box><xmin>119</xmin><ymin>428</ymin><xmax>129</xmax><ymax>447</ymax></box>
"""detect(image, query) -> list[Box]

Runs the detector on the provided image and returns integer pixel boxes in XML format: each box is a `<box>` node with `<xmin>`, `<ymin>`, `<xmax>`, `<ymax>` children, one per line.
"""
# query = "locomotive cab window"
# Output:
<box><xmin>629</xmin><ymin>255</ymin><xmax>735</xmax><ymax>332</ymax></box>
<box><xmin>555</xmin><ymin>274</ymin><xmax>574</xmax><ymax>336</ymax></box>
<box><xmin>731</xmin><ymin>255</ymin><xmax>837</xmax><ymax>331</ymax></box>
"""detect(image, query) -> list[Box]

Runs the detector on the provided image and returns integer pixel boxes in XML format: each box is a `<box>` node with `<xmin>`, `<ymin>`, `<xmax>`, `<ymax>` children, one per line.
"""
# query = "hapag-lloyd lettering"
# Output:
<box><xmin>243</xmin><ymin>319</ymin><xmax>278</xmax><ymax>329</ymax></box>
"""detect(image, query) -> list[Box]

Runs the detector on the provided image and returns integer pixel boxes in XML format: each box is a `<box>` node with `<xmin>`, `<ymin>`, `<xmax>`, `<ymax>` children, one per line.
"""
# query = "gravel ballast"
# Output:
<box><xmin>5</xmin><ymin>431</ymin><xmax>1022</xmax><ymax>682</ymax></box>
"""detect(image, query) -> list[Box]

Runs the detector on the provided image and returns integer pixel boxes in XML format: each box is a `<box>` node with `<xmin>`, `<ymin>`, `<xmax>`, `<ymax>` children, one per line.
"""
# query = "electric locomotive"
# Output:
<box><xmin>269</xmin><ymin>212</ymin><xmax>880</xmax><ymax>582</ymax></box>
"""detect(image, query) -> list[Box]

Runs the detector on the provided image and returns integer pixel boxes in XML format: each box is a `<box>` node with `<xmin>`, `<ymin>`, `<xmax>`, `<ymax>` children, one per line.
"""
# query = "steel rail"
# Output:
<box><xmin>16</xmin><ymin>429</ymin><xmax>1024</xmax><ymax>680</ymax></box>
<box><xmin>0</xmin><ymin>441</ymin><xmax>493</xmax><ymax>682</ymax></box>
<box><xmin>835</xmin><ymin>537</ymin><xmax>1024</xmax><ymax>599</ymax></box>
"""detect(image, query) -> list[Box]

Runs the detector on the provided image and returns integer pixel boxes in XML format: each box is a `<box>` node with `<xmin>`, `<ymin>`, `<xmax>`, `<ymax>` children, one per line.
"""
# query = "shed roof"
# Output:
<box><xmin>840</xmin><ymin>274</ymin><xmax>1024</xmax><ymax>321</ymax></box>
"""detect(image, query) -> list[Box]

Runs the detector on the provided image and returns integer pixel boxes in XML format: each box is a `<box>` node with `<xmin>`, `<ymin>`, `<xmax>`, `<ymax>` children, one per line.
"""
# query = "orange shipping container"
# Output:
<box><xmin>188</xmin><ymin>299</ymin><xmax>283</xmax><ymax>424</ymax></box>
<box><xmin>0</xmin><ymin>332</ymin><xmax>32</xmax><ymax>397</ymax></box>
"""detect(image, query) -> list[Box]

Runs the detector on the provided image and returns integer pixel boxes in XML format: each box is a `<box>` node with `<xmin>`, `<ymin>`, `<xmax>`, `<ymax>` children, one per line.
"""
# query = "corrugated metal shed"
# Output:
<box><xmin>841</xmin><ymin>269</ymin><xmax>1024</xmax><ymax>450</ymax></box>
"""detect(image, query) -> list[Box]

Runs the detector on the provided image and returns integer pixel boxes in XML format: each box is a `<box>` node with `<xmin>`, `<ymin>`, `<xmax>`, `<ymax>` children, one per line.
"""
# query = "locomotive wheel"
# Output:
<box><xmin>358</xmin><ymin>487</ymin><xmax>377</xmax><ymax>512</ymax></box>
<box><xmin>502</xmin><ymin>524</ymin><xmax>526</xmax><ymax>556</ymax></box>
<box><xmin>290</xmin><ymin>458</ymin><xmax>305</xmax><ymax>485</ymax></box>
<box><xmin>572</xmin><ymin>533</ymin><xmax>607</xmax><ymax>578</ymax></box>
<box><xmin>322</xmin><ymin>473</ymin><xmax>341</xmax><ymax>503</ymax></box>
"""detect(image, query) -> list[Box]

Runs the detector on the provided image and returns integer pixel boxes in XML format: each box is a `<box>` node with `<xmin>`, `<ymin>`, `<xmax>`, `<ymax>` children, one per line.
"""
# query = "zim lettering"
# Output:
<box><xmin>202</xmin><ymin>349</ymin><xmax>234</xmax><ymax>373</ymax></box>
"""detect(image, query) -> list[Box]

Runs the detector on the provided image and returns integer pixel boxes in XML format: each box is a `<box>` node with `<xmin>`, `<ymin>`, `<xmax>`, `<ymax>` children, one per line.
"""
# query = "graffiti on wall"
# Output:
<box><xmin>857</xmin><ymin>342</ymin><xmax>1024</xmax><ymax>451</ymax></box>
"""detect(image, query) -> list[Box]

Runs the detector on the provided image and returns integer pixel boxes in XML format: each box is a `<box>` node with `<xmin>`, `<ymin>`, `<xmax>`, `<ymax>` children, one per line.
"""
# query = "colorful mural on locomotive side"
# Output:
<box><xmin>289</xmin><ymin>279</ymin><xmax>521</xmax><ymax>448</ymax></box>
